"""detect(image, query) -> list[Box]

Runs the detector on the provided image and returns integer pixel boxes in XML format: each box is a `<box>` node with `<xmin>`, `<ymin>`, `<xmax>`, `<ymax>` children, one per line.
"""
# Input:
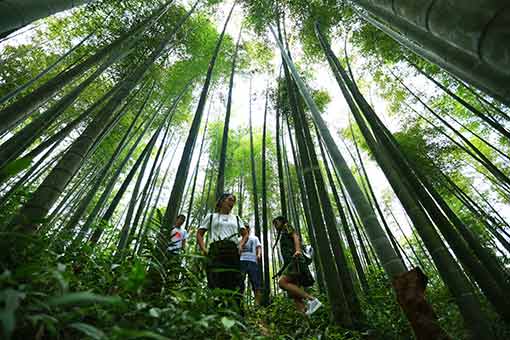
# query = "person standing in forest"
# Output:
<box><xmin>197</xmin><ymin>193</ymin><xmax>248</xmax><ymax>311</ymax></box>
<box><xmin>240</xmin><ymin>223</ymin><xmax>262</xmax><ymax>305</ymax></box>
<box><xmin>163</xmin><ymin>214</ymin><xmax>189</xmax><ymax>283</ymax></box>
<box><xmin>168</xmin><ymin>214</ymin><xmax>189</xmax><ymax>254</ymax></box>
<box><xmin>272</xmin><ymin>216</ymin><xmax>322</xmax><ymax>315</ymax></box>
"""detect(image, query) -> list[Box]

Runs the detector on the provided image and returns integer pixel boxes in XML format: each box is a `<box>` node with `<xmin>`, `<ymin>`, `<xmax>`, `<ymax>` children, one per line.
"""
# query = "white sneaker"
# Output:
<box><xmin>305</xmin><ymin>298</ymin><xmax>322</xmax><ymax>316</ymax></box>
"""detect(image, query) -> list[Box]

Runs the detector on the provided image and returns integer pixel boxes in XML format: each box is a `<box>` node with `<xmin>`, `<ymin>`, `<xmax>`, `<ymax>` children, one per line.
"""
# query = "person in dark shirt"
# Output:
<box><xmin>273</xmin><ymin>216</ymin><xmax>322</xmax><ymax>315</ymax></box>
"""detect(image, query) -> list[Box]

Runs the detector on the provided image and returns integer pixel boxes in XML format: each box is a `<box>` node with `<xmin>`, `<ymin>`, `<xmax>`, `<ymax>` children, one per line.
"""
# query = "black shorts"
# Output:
<box><xmin>281</xmin><ymin>257</ymin><xmax>315</xmax><ymax>287</ymax></box>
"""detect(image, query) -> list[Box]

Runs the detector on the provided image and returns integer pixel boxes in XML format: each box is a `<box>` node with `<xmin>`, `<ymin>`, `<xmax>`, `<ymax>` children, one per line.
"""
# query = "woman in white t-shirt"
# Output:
<box><xmin>197</xmin><ymin>193</ymin><xmax>248</xmax><ymax>309</ymax></box>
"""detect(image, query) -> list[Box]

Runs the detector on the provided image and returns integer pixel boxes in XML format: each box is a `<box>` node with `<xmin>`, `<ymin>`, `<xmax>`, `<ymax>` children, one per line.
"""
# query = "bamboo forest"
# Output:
<box><xmin>1</xmin><ymin>0</ymin><xmax>510</xmax><ymax>339</ymax></box>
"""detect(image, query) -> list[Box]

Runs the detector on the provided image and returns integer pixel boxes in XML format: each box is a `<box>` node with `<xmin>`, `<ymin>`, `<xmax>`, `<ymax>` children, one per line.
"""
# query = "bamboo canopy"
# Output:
<box><xmin>0</xmin><ymin>1</ymin><xmax>509</xmax><ymax>339</ymax></box>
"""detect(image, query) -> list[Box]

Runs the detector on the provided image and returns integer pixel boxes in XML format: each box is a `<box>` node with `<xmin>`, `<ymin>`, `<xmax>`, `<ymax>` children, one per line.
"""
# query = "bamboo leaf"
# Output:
<box><xmin>0</xmin><ymin>289</ymin><xmax>26</xmax><ymax>340</ymax></box>
<box><xmin>68</xmin><ymin>322</ymin><xmax>106</xmax><ymax>340</ymax></box>
<box><xmin>26</xmin><ymin>314</ymin><xmax>59</xmax><ymax>325</ymax></box>
<box><xmin>51</xmin><ymin>270</ymin><xmax>69</xmax><ymax>294</ymax></box>
<box><xmin>0</xmin><ymin>158</ymin><xmax>32</xmax><ymax>181</ymax></box>
<box><xmin>114</xmin><ymin>328</ymin><xmax>170</xmax><ymax>340</ymax></box>
<box><xmin>221</xmin><ymin>317</ymin><xmax>236</xmax><ymax>330</ymax></box>
<box><xmin>47</xmin><ymin>292</ymin><xmax>121</xmax><ymax>306</ymax></box>
<box><xmin>149</xmin><ymin>307</ymin><xmax>161</xmax><ymax>318</ymax></box>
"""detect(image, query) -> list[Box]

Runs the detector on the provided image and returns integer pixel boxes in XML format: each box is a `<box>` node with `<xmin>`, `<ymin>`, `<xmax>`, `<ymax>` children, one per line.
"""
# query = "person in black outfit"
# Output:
<box><xmin>273</xmin><ymin>216</ymin><xmax>322</xmax><ymax>315</ymax></box>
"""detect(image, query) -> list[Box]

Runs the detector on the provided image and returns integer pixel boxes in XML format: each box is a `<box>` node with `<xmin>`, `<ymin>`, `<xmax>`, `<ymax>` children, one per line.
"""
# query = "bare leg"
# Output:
<box><xmin>293</xmin><ymin>296</ymin><xmax>306</xmax><ymax>313</ymax></box>
<box><xmin>254</xmin><ymin>289</ymin><xmax>262</xmax><ymax>305</ymax></box>
<box><xmin>279</xmin><ymin>276</ymin><xmax>313</xmax><ymax>308</ymax></box>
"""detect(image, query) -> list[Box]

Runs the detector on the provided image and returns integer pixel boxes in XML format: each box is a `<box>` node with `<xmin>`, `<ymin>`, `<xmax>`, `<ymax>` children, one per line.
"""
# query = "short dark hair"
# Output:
<box><xmin>176</xmin><ymin>214</ymin><xmax>186</xmax><ymax>221</ymax></box>
<box><xmin>272</xmin><ymin>216</ymin><xmax>288</xmax><ymax>225</ymax></box>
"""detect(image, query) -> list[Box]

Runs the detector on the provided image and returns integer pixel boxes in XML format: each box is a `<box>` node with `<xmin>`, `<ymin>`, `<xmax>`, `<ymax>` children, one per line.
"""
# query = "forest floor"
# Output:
<box><xmin>2</xmin><ymin>240</ymin><xmax>509</xmax><ymax>340</ymax></box>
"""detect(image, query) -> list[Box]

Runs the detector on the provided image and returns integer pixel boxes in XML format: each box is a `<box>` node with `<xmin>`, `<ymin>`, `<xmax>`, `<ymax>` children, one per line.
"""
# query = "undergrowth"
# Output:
<box><xmin>1</xmin><ymin>237</ymin><xmax>509</xmax><ymax>339</ymax></box>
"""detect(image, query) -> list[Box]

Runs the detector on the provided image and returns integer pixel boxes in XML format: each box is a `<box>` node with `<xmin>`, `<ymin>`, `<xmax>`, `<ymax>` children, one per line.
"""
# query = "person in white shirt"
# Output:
<box><xmin>167</xmin><ymin>214</ymin><xmax>189</xmax><ymax>254</ymax></box>
<box><xmin>196</xmin><ymin>193</ymin><xmax>248</xmax><ymax>311</ymax></box>
<box><xmin>240</xmin><ymin>224</ymin><xmax>262</xmax><ymax>305</ymax></box>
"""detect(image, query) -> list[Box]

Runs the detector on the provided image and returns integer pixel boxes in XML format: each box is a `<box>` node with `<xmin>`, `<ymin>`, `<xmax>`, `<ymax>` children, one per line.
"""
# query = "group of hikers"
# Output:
<box><xmin>167</xmin><ymin>193</ymin><xmax>322</xmax><ymax>316</ymax></box>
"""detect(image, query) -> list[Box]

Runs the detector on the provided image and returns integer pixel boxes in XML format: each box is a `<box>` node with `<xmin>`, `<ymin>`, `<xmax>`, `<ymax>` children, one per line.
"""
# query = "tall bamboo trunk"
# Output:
<box><xmin>284</xmin><ymin>67</ymin><xmax>352</xmax><ymax>326</ymax></box>
<box><xmin>272</xmin><ymin>25</ymin><xmax>406</xmax><ymax>278</ymax></box>
<box><xmin>185</xmin><ymin>110</ymin><xmax>211</xmax><ymax>230</ymax></box>
<box><xmin>279</xmin><ymin>24</ymin><xmax>456</xmax><ymax>339</ymax></box>
<box><xmin>86</xmin><ymin>88</ymin><xmax>184</xmax><ymax>245</ymax></box>
<box><xmin>297</xmin><ymin>92</ymin><xmax>362</xmax><ymax>322</ymax></box>
<box><xmin>74</xmin><ymin>109</ymin><xmax>157</xmax><ymax>243</ymax></box>
<box><xmin>215</xmin><ymin>26</ymin><xmax>242</xmax><ymax>199</ymax></box>
<box><xmin>47</xmin><ymin>162</ymin><xmax>100</xmax><ymax>229</ymax></box>
<box><xmin>316</xmin><ymin>125</ymin><xmax>369</xmax><ymax>292</ymax></box>
<box><xmin>237</xmin><ymin>168</ymin><xmax>243</xmax><ymax>218</ymax></box>
<box><xmin>248</xmin><ymin>79</ymin><xmax>262</xmax><ymax>239</ymax></box>
<box><xmin>0</xmin><ymin>0</ymin><xmax>93</xmax><ymax>35</ymax></box>
<box><xmin>448</xmin><ymin>178</ymin><xmax>510</xmax><ymax>253</ymax></box>
<box><xmin>20</xmin><ymin>83</ymin><xmax>120</xmax><ymax>163</ymax></box>
<box><xmin>352</xmin><ymin>0</ymin><xmax>510</xmax><ymax>105</ymax></box>
<box><xmin>260</xmin><ymin>92</ymin><xmax>271</xmax><ymax>306</ymax></box>
<box><xmin>128</xmin><ymin>127</ymin><xmax>175</xmax><ymax>252</ymax></box>
<box><xmin>336</xmin><ymin>179</ymin><xmax>373</xmax><ymax>269</ymax></box>
<box><xmin>285</xmin><ymin>117</ymin><xmax>326</xmax><ymax>293</ymax></box>
<box><xmin>275</xmin><ymin>84</ymin><xmax>287</xmax><ymax>217</ymax></box>
<box><xmin>383</xmin><ymin>73</ymin><xmax>510</xmax><ymax>302</ymax></box>
<box><xmin>391</xmin><ymin>72</ymin><xmax>510</xmax><ymax>191</ymax></box>
<box><xmin>136</xmin><ymin>137</ymin><xmax>177</xmax><ymax>255</ymax></box>
<box><xmin>115</xmin><ymin>129</ymin><xmax>160</xmax><ymax>259</ymax></box>
<box><xmin>91</xmin><ymin>129</ymin><xmax>159</xmax><ymax>245</ymax></box>
<box><xmin>0</xmin><ymin>32</ymin><xmax>94</xmax><ymax>106</ymax></box>
<box><xmin>162</xmin><ymin>1</ymin><xmax>235</xmax><ymax>230</ymax></box>
<box><xmin>9</xmin><ymin>2</ymin><xmax>196</xmax><ymax>233</ymax></box>
<box><xmin>318</xmin><ymin>24</ymin><xmax>498</xmax><ymax>337</ymax></box>
<box><xmin>349</xmin><ymin>124</ymin><xmax>409</xmax><ymax>267</ymax></box>
<box><xmin>0</xmin><ymin>0</ymin><xmax>174</xmax><ymax>134</ymax></box>
<box><xmin>408</xmin><ymin>61</ymin><xmax>510</xmax><ymax>141</ymax></box>
<box><xmin>60</xmin><ymin>86</ymin><xmax>150</xmax><ymax>234</ymax></box>
<box><xmin>0</xmin><ymin>142</ymin><xmax>59</xmax><ymax>208</ymax></box>
<box><xmin>0</xmin><ymin>61</ymin><xmax>113</xmax><ymax>169</ymax></box>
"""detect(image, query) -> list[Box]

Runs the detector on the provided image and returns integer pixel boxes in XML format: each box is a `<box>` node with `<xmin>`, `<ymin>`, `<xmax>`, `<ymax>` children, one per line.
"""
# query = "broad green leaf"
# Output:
<box><xmin>0</xmin><ymin>270</ymin><xmax>11</xmax><ymax>281</ymax></box>
<box><xmin>47</xmin><ymin>292</ymin><xmax>121</xmax><ymax>306</ymax></box>
<box><xmin>149</xmin><ymin>307</ymin><xmax>161</xmax><ymax>318</ymax></box>
<box><xmin>68</xmin><ymin>322</ymin><xmax>106</xmax><ymax>340</ymax></box>
<box><xmin>221</xmin><ymin>316</ymin><xmax>236</xmax><ymax>330</ymax></box>
<box><xmin>26</xmin><ymin>314</ymin><xmax>59</xmax><ymax>325</ymax></box>
<box><xmin>135</xmin><ymin>302</ymin><xmax>148</xmax><ymax>310</ymax></box>
<box><xmin>0</xmin><ymin>289</ymin><xmax>25</xmax><ymax>340</ymax></box>
<box><xmin>51</xmin><ymin>270</ymin><xmax>69</xmax><ymax>294</ymax></box>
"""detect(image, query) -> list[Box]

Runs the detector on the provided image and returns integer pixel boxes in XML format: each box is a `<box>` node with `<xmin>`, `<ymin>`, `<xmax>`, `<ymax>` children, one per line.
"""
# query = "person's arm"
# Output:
<box><xmin>197</xmin><ymin>229</ymin><xmax>207</xmax><ymax>255</ymax></box>
<box><xmin>181</xmin><ymin>230</ymin><xmax>189</xmax><ymax>251</ymax></box>
<box><xmin>239</xmin><ymin>227</ymin><xmax>249</xmax><ymax>253</ymax></box>
<box><xmin>291</xmin><ymin>231</ymin><xmax>302</xmax><ymax>257</ymax></box>
<box><xmin>256</xmin><ymin>245</ymin><xmax>262</xmax><ymax>262</ymax></box>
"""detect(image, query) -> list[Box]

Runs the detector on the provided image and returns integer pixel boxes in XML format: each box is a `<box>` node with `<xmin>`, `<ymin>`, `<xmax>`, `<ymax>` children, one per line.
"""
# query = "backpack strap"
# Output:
<box><xmin>236</xmin><ymin>215</ymin><xmax>241</xmax><ymax>234</ymax></box>
<box><xmin>209</xmin><ymin>213</ymin><xmax>214</xmax><ymax>240</ymax></box>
